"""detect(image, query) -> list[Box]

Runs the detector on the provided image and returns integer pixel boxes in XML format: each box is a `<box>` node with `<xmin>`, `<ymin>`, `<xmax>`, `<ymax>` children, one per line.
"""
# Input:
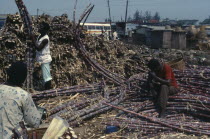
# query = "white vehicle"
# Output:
<box><xmin>80</xmin><ymin>23</ymin><xmax>111</xmax><ymax>36</ymax></box>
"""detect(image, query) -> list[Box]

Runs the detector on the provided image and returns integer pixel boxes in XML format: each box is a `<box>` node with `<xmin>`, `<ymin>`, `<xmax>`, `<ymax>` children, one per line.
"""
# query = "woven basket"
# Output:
<box><xmin>167</xmin><ymin>53</ymin><xmax>185</xmax><ymax>70</ymax></box>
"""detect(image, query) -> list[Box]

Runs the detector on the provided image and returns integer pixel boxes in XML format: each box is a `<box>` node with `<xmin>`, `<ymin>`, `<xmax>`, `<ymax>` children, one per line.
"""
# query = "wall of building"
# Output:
<box><xmin>135</xmin><ymin>25</ymin><xmax>187</xmax><ymax>49</ymax></box>
<box><xmin>151</xmin><ymin>30</ymin><xmax>186</xmax><ymax>49</ymax></box>
<box><xmin>172</xmin><ymin>32</ymin><xmax>186</xmax><ymax>49</ymax></box>
<box><xmin>151</xmin><ymin>30</ymin><xmax>172</xmax><ymax>49</ymax></box>
<box><xmin>151</xmin><ymin>31</ymin><xmax>164</xmax><ymax>49</ymax></box>
<box><xmin>136</xmin><ymin>27</ymin><xmax>147</xmax><ymax>34</ymax></box>
<box><xmin>162</xmin><ymin>31</ymin><xmax>172</xmax><ymax>49</ymax></box>
<box><xmin>132</xmin><ymin>33</ymin><xmax>146</xmax><ymax>45</ymax></box>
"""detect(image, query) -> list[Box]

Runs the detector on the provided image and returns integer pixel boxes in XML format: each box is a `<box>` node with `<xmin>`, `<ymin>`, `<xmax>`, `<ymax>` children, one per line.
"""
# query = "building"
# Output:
<box><xmin>171</xmin><ymin>30</ymin><xmax>186</xmax><ymax>49</ymax></box>
<box><xmin>151</xmin><ymin>27</ymin><xmax>186</xmax><ymax>50</ymax></box>
<box><xmin>0</xmin><ymin>14</ymin><xmax>7</xmax><ymax>19</ymax></box>
<box><xmin>201</xmin><ymin>17</ymin><xmax>210</xmax><ymax>25</ymax></box>
<box><xmin>151</xmin><ymin>29</ymin><xmax>186</xmax><ymax>49</ymax></box>
<box><xmin>134</xmin><ymin>25</ymin><xmax>186</xmax><ymax>49</ymax></box>
<box><xmin>115</xmin><ymin>22</ymin><xmax>140</xmax><ymax>38</ymax></box>
<box><xmin>201</xmin><ymin>18</ymin><xmax>210</xmax><ymax>36</ymax></box>
<box><xmin>0</xmin><ymin>14</ymin><xmax>7</xmax><ymax>29</ymax></box>
<box><xmin>134</xmin><ymin>25</ymin><xmax>166</xmax><ymax>45</ymax></box>
<box><xmin>177</xmin><ymin>20</ymin><xmax>199</xmax><ymax>27</ymax></box>
<box><xmin>160</xmin><ymin>19</ymin><xmax>178</xmax><ymax>26</ymax></box>
<box><xmin>151</xmin><ymin>30</ymin><xmax>172</xmax><ymax>49</ymax></box>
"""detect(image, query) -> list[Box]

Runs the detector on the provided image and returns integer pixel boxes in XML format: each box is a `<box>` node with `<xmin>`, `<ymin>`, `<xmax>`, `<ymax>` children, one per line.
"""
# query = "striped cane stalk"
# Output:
<box><xmin>15</xmin><ymin>0</ymin><xmax>35</xmax><ymax>91</ymax></box>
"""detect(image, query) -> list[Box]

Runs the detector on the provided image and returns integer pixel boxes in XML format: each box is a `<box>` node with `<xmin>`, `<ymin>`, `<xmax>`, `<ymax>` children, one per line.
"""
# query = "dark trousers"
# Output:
<box><xmin>44</xmin><ymin>80</ymin><xmax>52</xmax><ymax>90</ymax></box>
<box><xmin>150</xmin><ymin>84</ymin><xmax>178</xmax><ymax>116</ymax></box>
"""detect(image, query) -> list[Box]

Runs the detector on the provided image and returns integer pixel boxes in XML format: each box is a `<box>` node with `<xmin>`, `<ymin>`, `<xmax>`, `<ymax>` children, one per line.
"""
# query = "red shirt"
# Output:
<box><xmin>156</xmin><ymin>64</ymin><xmax>178</xmax><ymax>88</ymax></box>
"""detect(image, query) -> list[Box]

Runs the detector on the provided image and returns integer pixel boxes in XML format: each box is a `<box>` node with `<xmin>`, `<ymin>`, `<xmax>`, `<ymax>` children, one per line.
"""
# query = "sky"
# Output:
<box><xmin>0</xmin><ymin>0</ymin><xmax>210</xmax><ymax>22</ymax></box>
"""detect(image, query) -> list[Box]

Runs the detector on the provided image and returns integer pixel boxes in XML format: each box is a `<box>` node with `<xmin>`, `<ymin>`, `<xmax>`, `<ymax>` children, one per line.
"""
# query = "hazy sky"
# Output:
<box><xmin>0</xmin><ymin>0</ymin><xmax>210</xmax><ymax>22</ymax></box>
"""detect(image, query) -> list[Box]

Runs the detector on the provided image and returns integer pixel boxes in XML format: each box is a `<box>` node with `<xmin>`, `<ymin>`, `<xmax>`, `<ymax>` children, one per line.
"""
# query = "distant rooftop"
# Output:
<box><xmin>201</xmin><ymin>18</ymin><xmax>210</xmax><ymax>25</ymax></box>
<box><xmin>138</xmin><ymin>25</ymin><xmax>171</xmax><ymax>31</ymax></box>
<box><xmin>177</xmin><ymin>19</ymin><xmax>199</xmax><ymax>26</ymax></box>
<box><xmin>0</xmin><ymin>14</ymin><xmax>7</xmax><ymax>19</ymax></box>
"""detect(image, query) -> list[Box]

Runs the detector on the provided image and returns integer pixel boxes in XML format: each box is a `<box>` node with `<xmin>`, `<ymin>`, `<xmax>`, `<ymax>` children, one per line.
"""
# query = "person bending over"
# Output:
<box><xmin>147</xmin><ymin>59</ymin><xmax>179</xmax><ymax>118</ymax></box>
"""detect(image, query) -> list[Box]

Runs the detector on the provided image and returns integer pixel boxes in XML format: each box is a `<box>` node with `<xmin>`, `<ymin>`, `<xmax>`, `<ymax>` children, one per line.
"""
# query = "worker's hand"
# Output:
<box><xmin>150</xmin><ymin>89</ymin><xmax>157</xmax><ymax>96</ymax></box>
<box><xmin>29</xmin><ymin>88</ymin><xmax>36</xmax><ymax>94</ymax></box>
<box><xmin>149</xmin><ymin>72</ymin><xmax>156</xmax><ymax>77</ymax></box>
<box><xmin>152</xmin><ymin>79</ymin><xmax>160</xmax><ymax>85</ymax></box>
<box><xmin>41</xmin><ymin>108</ymin><xmax>47</xmax><ymax>120</ymax></box>
<box><xmin>37</xmin><ymin>107</ymin><xmax>47</xmax><ymax>120</ymax></box>
<box><xmin>34</xmin><ymin>62</ymin><xmax>41</xmax><ymax>67</ymax></box>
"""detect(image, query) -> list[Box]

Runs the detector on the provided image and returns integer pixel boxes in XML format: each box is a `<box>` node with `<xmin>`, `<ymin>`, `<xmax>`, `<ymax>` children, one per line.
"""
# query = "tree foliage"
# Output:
<box><xmin>129</xmin><ymin>10</ymin><xmax>161</xmax><ymax>22</ymax></box>
<box><xmin>104</xmin><ymin>10</ymin><xmax>161</xmax><ymax>22</ymax></box>
<box><xmin>145</xmin><ymin>11</ymin><xmax>152</xmax><ymax>21</ymax></box>
<box><xmin>153</xmin><ymin>12</ymin><xmax>160</xmax><ymax>21</ymax></box>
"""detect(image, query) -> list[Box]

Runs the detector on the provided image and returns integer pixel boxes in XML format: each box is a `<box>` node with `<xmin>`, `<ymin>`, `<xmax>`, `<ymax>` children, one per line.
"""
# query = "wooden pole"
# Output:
<box><xmin>107</xmin><ymin>0</ymin><xmax>112</xmax><ymax>26</ymax></box>
<box><xmin>124</xmin><ymin>0</ymin><xmax>128</xmax><ymax>38</ymax></box>
<box><xmin>107</xmin><ymin>0</ymin><xmax>112</xmax><ymax>38</ymax></box>
<box><xmin>37</xmin><ymin>8</ymin><xmax>39</xmax><ymax>24</ymax></box>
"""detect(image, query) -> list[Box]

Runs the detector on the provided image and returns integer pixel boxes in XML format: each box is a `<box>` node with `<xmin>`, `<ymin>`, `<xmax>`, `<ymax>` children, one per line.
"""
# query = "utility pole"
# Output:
<box><xmin>107</xmin><ymin>0</ymin><xmax>112</xmax><ymax>37</ymax></box>
<box><xmin>37</xmin><ymin>8</ymin><xmax>39</xmax><ymax>24</ymax></box>
<box><xmin>124</xmin><ymin>0</ymin><xmax>129</xmax><ymax>38</ymax></box>
<box><xmin>107</xmin><ymin>0</ymin><xmax>112</xmax><ymax>25</ymax></box>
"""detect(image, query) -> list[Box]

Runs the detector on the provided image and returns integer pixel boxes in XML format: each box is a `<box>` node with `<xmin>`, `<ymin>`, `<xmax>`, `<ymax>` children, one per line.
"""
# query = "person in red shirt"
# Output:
<box><xmin>147</xmin><ymin>59</ymin><xmax>179</xmax><ymax>118</ymax></box>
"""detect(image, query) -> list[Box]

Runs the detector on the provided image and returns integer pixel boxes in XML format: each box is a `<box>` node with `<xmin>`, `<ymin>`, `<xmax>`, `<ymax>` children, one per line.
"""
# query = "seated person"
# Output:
<box><xmin>147</xmin><ymin>59</ymin><xmax>179</xmax><ymax>118</ymax></box>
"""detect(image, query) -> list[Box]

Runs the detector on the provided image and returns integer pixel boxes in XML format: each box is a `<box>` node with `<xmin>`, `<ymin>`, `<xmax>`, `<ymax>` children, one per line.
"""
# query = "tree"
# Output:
<box><xmin>153</xmin><ymin>12</ymin><xmax>160</xmax><ymax>21</ymax></box>
<box><xmin>127</xmin><ymin>16</ymin><xmax>132</xmax><ymax>22</ymax></box>
<box><xmin>133</xmin><ymin>10</ymin><xmax>140</xmax><ymax>21</ymax></box>
<box><xmin>145</xmin><ymin>11</ymin><xmax>152</xmax><ymax>21</ymax></box>
<box><xmin>139</xmin><ymin>11</ymin><xmax>143</xmax><ymax>20</ymax></box>
<box><xmin>132</xmin><ymin>10</ymin><xmax>160</xmax><ymax>22</ymax></box>
<box><xmin>105</xmin><ymin>18</ymin><xmax>110</xmax><ymax>22</ymax></box>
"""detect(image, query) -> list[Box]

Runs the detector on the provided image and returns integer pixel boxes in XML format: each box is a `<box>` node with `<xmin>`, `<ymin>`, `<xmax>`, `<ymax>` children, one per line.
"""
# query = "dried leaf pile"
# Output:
<box><xmin>0</xmin><ymin>14</ymin><xmax>144</xmax><ymax>90</ymax></box>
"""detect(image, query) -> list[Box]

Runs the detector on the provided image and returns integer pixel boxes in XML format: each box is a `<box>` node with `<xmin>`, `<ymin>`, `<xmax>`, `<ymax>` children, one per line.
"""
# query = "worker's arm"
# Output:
<box><xmin>149</xmin><ymin>72</ymin><xmax>171</xmax><ymax>85</ymax></box>
<box><xmin>36</xmin><ymin>39</ymin><xmax>48</xmax><ymax>51</ymax></box>
<box><xmin>146</xmin><ymin>72</ymin><xmax>155</xmax><ymax>92</ymax></box>
<box><xmin>146</xmin><ymin>73</ymin><xmax>158</xmax><ymax>96</ymax></box>
<box><xmin>22</xmin><ymin>94</ymin><xmax>42</xmax><ymax>128</ymax></box>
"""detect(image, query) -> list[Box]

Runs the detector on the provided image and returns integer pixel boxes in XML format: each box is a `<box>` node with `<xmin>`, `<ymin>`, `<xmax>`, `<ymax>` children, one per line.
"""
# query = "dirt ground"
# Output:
<box><xmin>28</xmin><ymin>110</ymin><xmax>210</xmax><ymax>139</ymax></box>
<box><xmin>72</xmin><ymin>110</ymin><xmax>210</xmax><ymax>139</ymax></box>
